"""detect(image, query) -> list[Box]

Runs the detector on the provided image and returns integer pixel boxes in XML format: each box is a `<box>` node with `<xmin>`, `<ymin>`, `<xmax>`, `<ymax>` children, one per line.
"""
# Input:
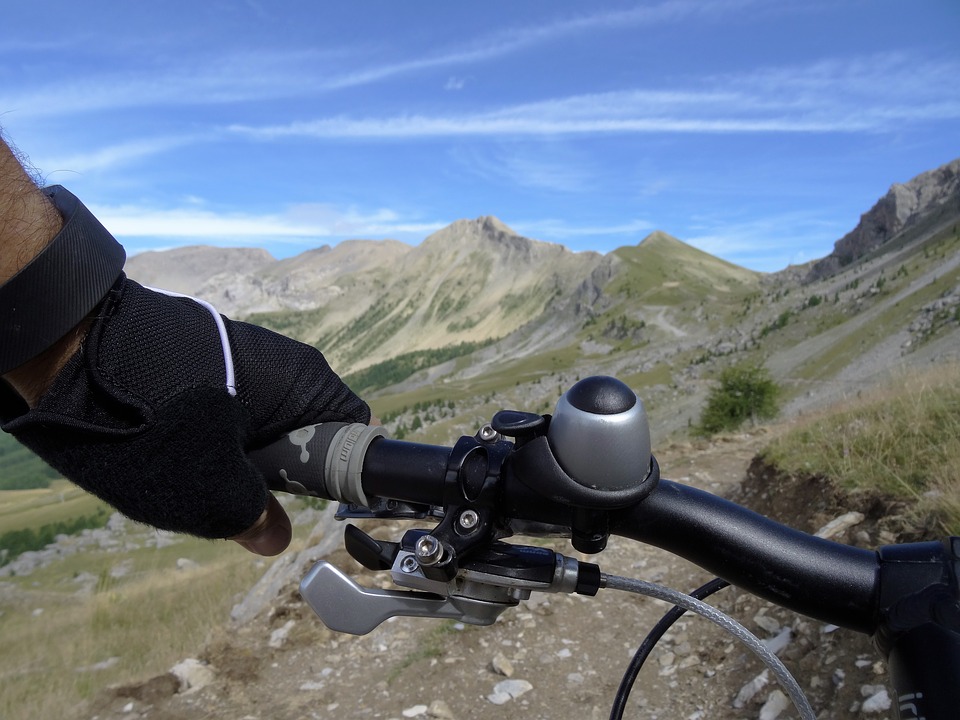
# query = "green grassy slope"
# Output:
<box><xmin>611</xmin><ymin>231</ymin><xmax>759</xmax><ymax>304</ymax></box>
<box><xmin>0</xmin><ymin>432</ymin><xmax>59</xmax><ymax>490</ymax></box>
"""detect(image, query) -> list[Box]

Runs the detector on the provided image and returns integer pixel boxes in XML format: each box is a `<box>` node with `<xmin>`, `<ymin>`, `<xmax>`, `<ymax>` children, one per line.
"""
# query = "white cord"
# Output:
<box><xmin>603</xmin><ymin>574</ymin><xmax>816</xmax><ymax>720</ymax></box>
<box><xmin>145</xmin><ymin>287</ymin><xmax>237</xmax><ymax>397</ymax></box>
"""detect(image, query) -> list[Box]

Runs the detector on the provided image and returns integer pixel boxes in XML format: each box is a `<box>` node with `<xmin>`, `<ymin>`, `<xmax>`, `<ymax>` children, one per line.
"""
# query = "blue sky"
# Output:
<box><xmin>1</xmin><ymin>1</ymin><xmax>958</xmax><ymax>272</ymax></box>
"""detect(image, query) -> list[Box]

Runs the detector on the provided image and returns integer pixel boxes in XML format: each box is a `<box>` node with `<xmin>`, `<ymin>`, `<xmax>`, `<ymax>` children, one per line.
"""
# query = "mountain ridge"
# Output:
<box><xmin>806</xmin><ymin>157</ymin><xmax>960</xmax><ymax>282</ymax></box>
<box><xmin>123</xmin><ymin>158</ymin><xmax>960</xmax><ymax>438</ymax></box>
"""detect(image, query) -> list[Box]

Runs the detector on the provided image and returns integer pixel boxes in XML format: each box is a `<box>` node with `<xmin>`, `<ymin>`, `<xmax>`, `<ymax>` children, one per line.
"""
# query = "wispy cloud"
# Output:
<box><xmin>1</xmin><ymin>0</ymin><xmax>754</xmax><ymax>118</ymax></box>
<box><xmin>315</xmin><ymin>0</ymin><xmax>747</xmax><ymax>91</ymax></box>
<box><xmin>230</xmin><ymin>113</ymin><xmax>841</xmax><ymax>140</ymax></box>
<box><xmin>455</xmin><ymin>0</ymin><xmax>757</xmax><ymax>60</ymax></box>
<box><xmin>36</xmin><ymin>135</ymin><xmax>199</xmax><ymax>175</ymax></box>
<box><xmin>91</xmin><ymin>201</ymin><xmax>444</xmax><ymax>244</ymax></box>
<box><xmin>0</xmin><ymin>48</ymin><xmax>348</xmax><ymax>117</ymax></box>
<box><xmin>683</xmin><ymin>211</ymin><xmax>843</xmax><ymax>271</ymax></box>
<box><xmin>231</xmin><ymin>54</ymin><xmax>960</xmax><ymax>141</ymax></box>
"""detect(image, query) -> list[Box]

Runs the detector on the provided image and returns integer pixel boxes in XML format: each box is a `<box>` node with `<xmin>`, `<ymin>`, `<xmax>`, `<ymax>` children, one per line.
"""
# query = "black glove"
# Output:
<box><xmin>0</xmin><ymin>277</ymin><xmax>370</xmax><ymax>538</ymax></box>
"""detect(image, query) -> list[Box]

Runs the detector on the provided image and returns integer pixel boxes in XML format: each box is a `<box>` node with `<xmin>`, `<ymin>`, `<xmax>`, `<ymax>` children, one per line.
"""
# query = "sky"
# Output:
<box><xmin>1</xmin><ymin>1</ymin><xmax>958</xmax><ymax>273</ymax></box>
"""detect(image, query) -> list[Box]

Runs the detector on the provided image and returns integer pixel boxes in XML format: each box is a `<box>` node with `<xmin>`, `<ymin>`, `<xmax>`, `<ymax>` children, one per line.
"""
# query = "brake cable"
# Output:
<box><xmin>610</xmin><ymin>577</ymin><xmax>729</xmax><ymax>720</ymax></box>
<box><xmin>604</xmin><ymin>574</ymin><xmax>815</xmax><ymax>720</ymax></box>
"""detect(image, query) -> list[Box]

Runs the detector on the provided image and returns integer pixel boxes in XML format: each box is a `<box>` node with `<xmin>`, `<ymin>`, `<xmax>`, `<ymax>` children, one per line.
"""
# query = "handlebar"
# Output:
<box><xmin>249</xmin><ymin>376</ymin><xmax>960</xmax><ymax>720</ymax></box>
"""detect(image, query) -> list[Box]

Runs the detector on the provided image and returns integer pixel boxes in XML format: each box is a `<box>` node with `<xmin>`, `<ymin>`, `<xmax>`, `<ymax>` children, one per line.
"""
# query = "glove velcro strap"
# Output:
<box><xmin>0</xmin><ymin>186</ymin><xmax>125</xmax><ymax>374</ymax></box>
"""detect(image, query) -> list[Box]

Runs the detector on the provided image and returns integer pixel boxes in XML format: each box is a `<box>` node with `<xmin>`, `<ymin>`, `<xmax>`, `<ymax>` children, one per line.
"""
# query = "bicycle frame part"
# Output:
<box><xmin>875</xmin><ymin>539</ymin><xmax>960</xmax><ymax>720</ymax></box>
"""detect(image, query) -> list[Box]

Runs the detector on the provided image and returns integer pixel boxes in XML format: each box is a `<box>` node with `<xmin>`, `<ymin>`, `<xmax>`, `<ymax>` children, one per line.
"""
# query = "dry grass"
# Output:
<box><xmin>762</xmin><ymin>363</ymin><xmax>960</xmax><ymax>534</ymax></box>
<box><xmin>0</xmin><ymin>537</ymin><xmax>265</xmax><ymax>720</ymax></box>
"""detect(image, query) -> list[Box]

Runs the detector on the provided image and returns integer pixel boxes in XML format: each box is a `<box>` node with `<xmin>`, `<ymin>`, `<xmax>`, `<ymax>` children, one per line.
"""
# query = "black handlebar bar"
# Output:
<box><xmin>250</xmin><ymin>418</ymin><xmax>960</xmax><ymax>720</ymax></box>
<box><xmin>608</xmin><ymin>481</ymin><xmax>879</xmax><ymax>632</ymax></box>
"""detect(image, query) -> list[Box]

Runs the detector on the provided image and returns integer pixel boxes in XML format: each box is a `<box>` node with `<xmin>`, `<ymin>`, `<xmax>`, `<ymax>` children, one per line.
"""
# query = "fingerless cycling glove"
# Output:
<box><xmin>0</xmin><ymin>277</ymin><xmax>370</xmax><ymax>538</ymax></box>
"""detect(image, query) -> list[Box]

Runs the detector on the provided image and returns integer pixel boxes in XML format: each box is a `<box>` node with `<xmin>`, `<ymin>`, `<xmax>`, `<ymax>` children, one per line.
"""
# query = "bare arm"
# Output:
<box><xmin>0</xmin><ymin>135</ymin><xmax>87</xmax><ymax>407</ymax></box>
<box><xmin>0</xmin><ymin>138</ymin><xmax>62</xmax><ymax>284</ymax></box>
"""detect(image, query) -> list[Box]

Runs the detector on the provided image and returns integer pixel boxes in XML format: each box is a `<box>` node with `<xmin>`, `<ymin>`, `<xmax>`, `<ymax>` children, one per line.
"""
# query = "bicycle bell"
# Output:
<box><xmin>547</xmin><ymin>376</ymin><xmax>653</xmax><ymax>492</ymax></box>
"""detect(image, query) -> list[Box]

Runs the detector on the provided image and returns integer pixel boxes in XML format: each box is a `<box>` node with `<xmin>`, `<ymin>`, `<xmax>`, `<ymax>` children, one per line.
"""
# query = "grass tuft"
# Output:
<box><xmin>762</xmin><ymin>364</ymin><xmax>960</xmax><ymax>534</ymax></box>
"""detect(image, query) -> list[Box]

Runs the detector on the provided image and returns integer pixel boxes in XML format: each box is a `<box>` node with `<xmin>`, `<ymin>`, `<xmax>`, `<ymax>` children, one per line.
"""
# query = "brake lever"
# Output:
<box><xmin>299</xmin><ymin>562</ymin><xmax>511</xmax><ymax>634</ymax></box>
<box><xmin>299</xmin><ymin>532</ymin><xmax>602</xmax><ymax>635</ymax></box>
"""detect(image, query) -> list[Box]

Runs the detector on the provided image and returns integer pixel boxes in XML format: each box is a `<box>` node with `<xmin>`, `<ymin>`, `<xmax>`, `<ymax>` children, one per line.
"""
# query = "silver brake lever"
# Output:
<box><xmin>299</xmin><ymin>544</ymin><xmax>598</xmax><ymax>635</ymax></box>
<box><xmin>299</xmin><ymin>561</ymin><xmax>513</xmax><ymax>634</ymax></box>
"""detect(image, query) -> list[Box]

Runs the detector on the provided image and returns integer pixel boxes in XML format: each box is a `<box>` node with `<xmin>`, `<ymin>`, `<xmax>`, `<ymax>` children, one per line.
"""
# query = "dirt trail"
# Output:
<box><xmin>82</xmin><ymin>434</ymin><xmax>899</xmax><ymax>720</ymax></box>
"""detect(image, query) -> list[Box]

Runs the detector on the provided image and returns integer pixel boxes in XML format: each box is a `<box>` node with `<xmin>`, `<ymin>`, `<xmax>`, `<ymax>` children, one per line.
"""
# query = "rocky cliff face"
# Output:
<box><xmin>806</xmin><ymin>158</ymin><xmax>960</xmax><ymax>281</ymax></box>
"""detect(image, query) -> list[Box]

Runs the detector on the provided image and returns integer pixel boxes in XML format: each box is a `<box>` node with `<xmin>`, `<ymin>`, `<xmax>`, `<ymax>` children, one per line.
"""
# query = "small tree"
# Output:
<box><xmin>697</xmin><ymin>363</ymin><xmax>780</xmax><ymax>435</ymax></box>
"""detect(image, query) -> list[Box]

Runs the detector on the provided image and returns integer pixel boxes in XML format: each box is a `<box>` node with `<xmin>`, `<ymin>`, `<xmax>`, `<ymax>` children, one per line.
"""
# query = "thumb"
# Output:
<box><xmin>230</xmin><ymin>493</ymin><xmax>292</xmax><ymax>556</ymax></box>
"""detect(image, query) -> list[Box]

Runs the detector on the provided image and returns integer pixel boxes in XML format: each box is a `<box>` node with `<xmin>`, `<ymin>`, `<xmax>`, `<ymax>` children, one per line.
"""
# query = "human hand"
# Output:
<box><xmin>1</xmin><ymin>209</ymin><xmax>369</xmax><ymax>555</ymax></box>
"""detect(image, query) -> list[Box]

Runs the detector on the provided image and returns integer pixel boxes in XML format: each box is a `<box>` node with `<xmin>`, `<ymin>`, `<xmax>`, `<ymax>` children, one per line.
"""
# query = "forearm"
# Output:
<box><xmin>0</xmin><ymin>137</ymin><xmax>62</xmax><ymax>282</ymax></box>
<box><xmin>0</xmin><ymin>135</ymin><xmax>81</xmax><ymax>406</ymax></box>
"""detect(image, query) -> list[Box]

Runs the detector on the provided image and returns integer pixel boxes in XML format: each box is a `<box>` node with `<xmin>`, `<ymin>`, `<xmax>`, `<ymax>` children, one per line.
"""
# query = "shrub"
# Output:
<box><xmin>697</xmin><ymin>363</ymin><xmax>780</xmax><ymax>435</ymax></box>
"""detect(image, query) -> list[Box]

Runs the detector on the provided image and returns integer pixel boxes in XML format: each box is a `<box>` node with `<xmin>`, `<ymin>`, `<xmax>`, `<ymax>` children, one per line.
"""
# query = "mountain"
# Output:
<box><xmin>125</xmin><ymin>246</ymin><xmax>276</xmax><ymax>296</ymax></box>
<box><xmin>122</xmin><ymin>161</ymin><xmax>960</xmax><ymax>443</ymax></box>
<box><xmin>125</xmin><ymin>240</ymin><xmax>412</xmax><ymax>317</ymax></box>
<box><xmin>806</xmin><ymin>158</ymin><xmax>960</xmax><ymax>282</ymax></box>
<box><xmin>127</xmin><ymin>216</ymin><xmax>608</xmax><ymax>372</ymax></box>
<box><xmin>613</xmin><ymin>231</ymin><xmax>758</xmax><ymax>303</ymax></box>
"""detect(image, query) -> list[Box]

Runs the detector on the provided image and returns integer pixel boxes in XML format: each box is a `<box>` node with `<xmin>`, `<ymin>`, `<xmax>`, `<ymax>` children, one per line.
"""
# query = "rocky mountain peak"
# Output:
<box><xmin>806</xmin><ymin>158</ymin><xmax>960</xmax><ymax>282</ymax></box>
<box><xmin>420</xmin><ymin>216</ymin><xmax>553</xmax><ymax>264</ymax></box>
<box><xmin>478</xmin><ymin>215</ymin><xmax>519</xmax><ymax>237</ymax></box>
<box><xmin>426</xmin><ymin>216</ymin><xmax>519</xmax><ymax>243</ymax></box>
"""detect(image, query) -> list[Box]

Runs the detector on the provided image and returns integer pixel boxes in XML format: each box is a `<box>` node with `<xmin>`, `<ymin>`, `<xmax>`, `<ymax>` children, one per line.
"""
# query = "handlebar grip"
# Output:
<box><xmin>249</xmin><ymin>423</ymin><xmax>387</xmax><ymax>505</ymax></box>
